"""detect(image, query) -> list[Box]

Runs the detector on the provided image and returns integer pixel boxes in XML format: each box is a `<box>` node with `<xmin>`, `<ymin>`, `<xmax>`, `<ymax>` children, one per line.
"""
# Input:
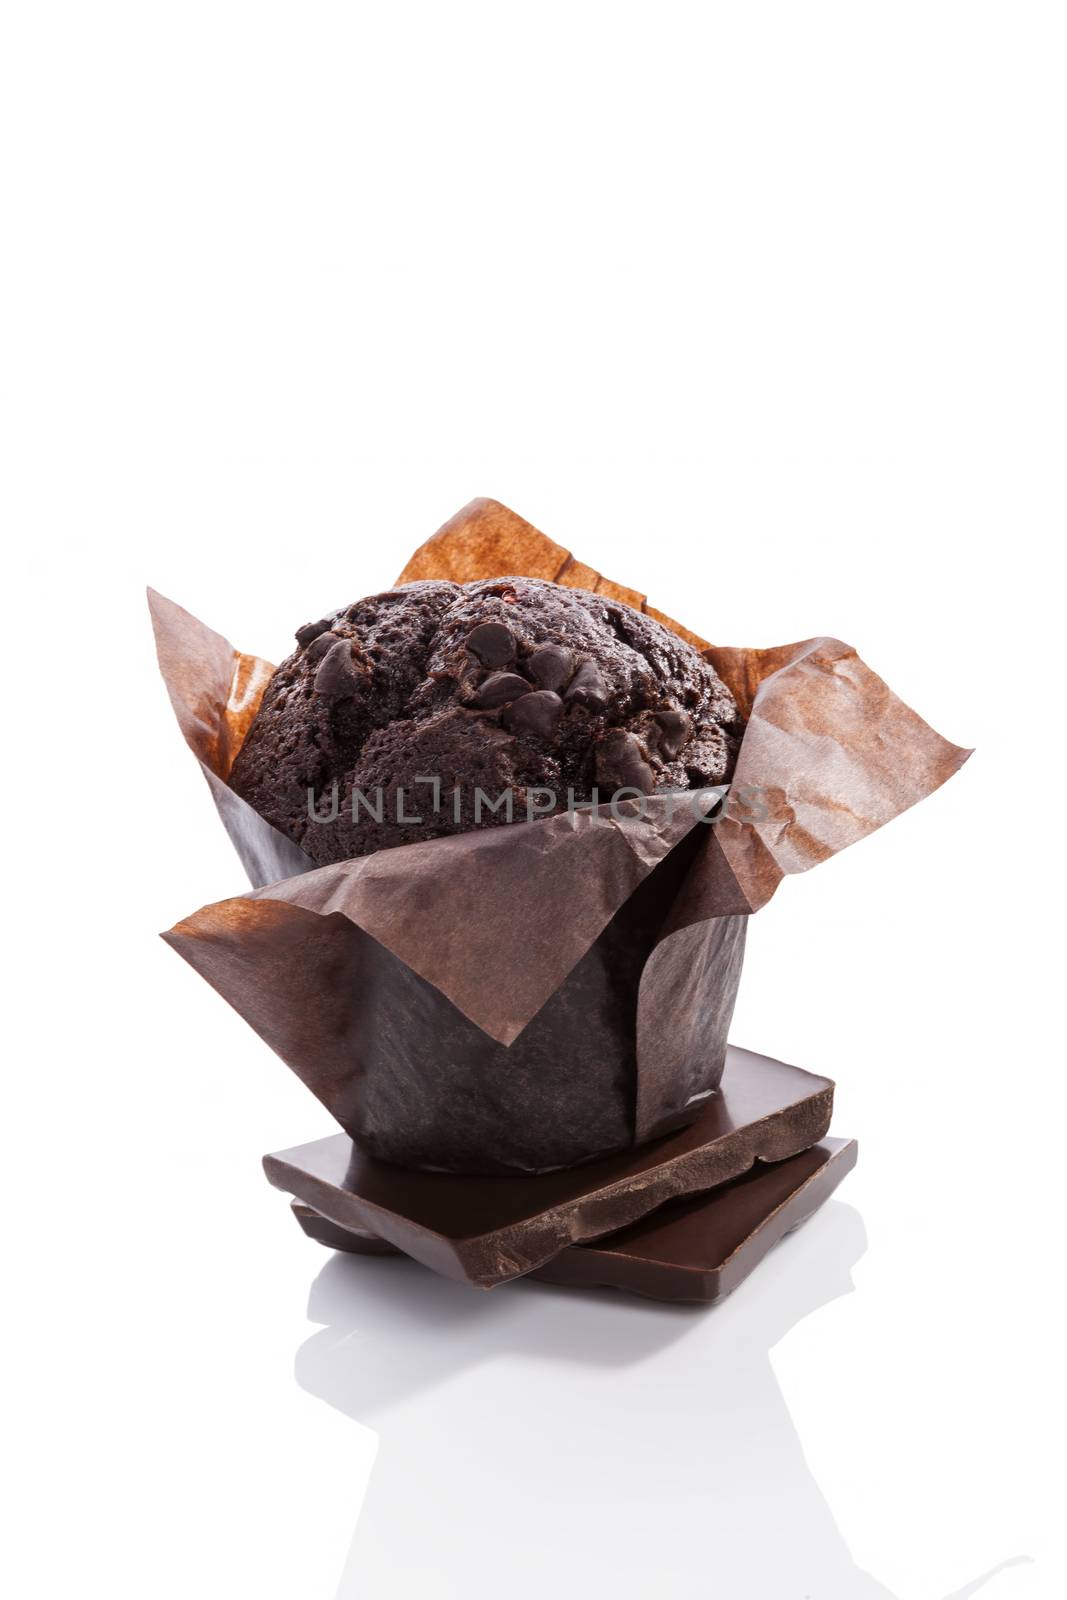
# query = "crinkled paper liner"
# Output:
<box><xmin>152</xmin><ymin>499</ymin><xmax>969</xmax><ymax>1165</ymax></box>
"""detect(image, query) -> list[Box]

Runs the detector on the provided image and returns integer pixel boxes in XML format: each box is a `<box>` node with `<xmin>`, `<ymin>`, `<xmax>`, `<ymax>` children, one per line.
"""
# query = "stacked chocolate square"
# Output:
<box><xmin>268</xmin><ymin>1046</ymin><xmax>856</xmax><ymax>1304</ymax></box>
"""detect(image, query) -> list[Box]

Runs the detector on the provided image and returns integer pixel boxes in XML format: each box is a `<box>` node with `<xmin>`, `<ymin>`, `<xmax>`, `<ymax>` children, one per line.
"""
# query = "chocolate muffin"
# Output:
<box><xmin>229</xmin><ymin>577</ymin><xmax>741</xmax><ymax>863</ymax></box>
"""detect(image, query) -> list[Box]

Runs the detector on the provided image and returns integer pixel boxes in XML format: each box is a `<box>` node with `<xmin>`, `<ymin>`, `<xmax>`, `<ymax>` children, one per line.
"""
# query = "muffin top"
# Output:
<box><xmin>229</xmin><ymin>577</ymin><xmax>740</xmax><ymax>863</ymax></box>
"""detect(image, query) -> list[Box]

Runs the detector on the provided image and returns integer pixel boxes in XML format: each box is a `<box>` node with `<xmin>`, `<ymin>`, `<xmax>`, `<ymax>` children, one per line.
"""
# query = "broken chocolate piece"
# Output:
<box><xmin>534</xmin><ymin>1137</ymin><xmax>857</xmax><ymax>1302</ymax></box>
<box><xmin>504</xmin><ymin>690</ymin><xmax>564</xmax><ymax>739</ymax></box>
<box><xmin>527</xmin><ymin>642</ymin><xmax>574</xmax><ymax>693</ymax></box>
<box><xmin>466</xmin><ymin>621</ymin><xmax>516</xmax><ymax>668</ymax></box>
<box><xmin>596</xmin><ymin>730</ymin><xmax>655</xmax><ymax>795</ymax></box>
<box><xmin>470</xmin><ymin>671</ymin><xmax>532</xmax><ymax>709</ymax></box>
<box><xmin>262</xmin><ymin>1046</ymin><xmax>835</xmax><ymax>1289</ymax></box>
<box><xmin>291</xmin><ymin>1209</ymin><xmax>399</xmax><ymax>1255</ymax></box>
<box><xmin>290</xmin><ymin>1137</ymin><xmax>858</xmax><ymax>1305</ymax></box>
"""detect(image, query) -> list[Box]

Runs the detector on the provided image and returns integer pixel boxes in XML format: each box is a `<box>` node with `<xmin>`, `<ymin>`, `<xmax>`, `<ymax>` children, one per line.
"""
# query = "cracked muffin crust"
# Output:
<box><xmin>228</xmin><ymin>577</ymin><xmax>741</xmax><ymax>863</ymax></box>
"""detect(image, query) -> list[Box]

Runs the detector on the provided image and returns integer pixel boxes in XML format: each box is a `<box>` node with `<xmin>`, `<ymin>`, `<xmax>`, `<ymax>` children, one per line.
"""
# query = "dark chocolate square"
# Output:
<box><xmin>264</xmin><ymin>1045</ymin><xmax>835</xmax><ymax>1288</ymax></box>
<box><xmin>291</xmin><ymin>1139</ymin><xmax>857</xmax><ymax>1304</ymax></box>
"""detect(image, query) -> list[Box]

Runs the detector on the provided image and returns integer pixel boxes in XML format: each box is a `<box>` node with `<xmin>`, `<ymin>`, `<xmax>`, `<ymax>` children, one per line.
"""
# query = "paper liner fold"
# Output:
<box><xmin>243</xmin><ymin>791</ymin><xmax>718</xmax><ymax>1043</ymax></box>
<box><xmin>704</xmin><ymin>634</ymin><xmax>971</xmax><ymax>913</ymax></box>
<box><xmin>397</xmin><ymin>496</ymin><xmax>711</xmax><ymax>650</ymax></box>
<box><xmin>148</xmin><ymin>588</ymin><xmax>314</xmax><ymax>887</ymax></box>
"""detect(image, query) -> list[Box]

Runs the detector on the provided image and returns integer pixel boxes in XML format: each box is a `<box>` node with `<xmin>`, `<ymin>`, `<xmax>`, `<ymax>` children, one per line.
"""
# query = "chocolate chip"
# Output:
<box><xmin>528</xmin><ymin>642</ymin><xmax>573</xmax><ymax>692</ymax></box>
<box><xmin>305</xmin><ymin>631</ymin><xmax>339</xmax><ymax>665</ymax></box>
<box><xmin>503</xmin><ymin>690</ymin><xmax>563</xmax><ymax>740</ymax></box>
<box><xmin>470</xmin><ymin>672</ymin><xmax>532</xmax><ymax>709</ymax></box>
<box><xmin>595</xmin><ymin>730</ymin><xmax>655</xmax><ymax>796</ymax></box>
<box><xmin>296</xmin><ymin>618</ymin><xmax>332</xmax><ymax>649</ymax></box>
<box><xmin>466</xmin><ymin>621</ymin><xmax>516</xmax><ymax>669</ymax></box>
<box><xmin>313</xmin><ymin>638</ymin><xmax>363</xmax><ymax>698</ymax></box>
<box><xmin>655</xmin><ymin>707</ymin><xmax>693</xmax><ymax>759</ymax></box>
<box><xmin>565</xmin><ymin>658</ymin><xmax>609</xmax><ymax>713</ymax></box>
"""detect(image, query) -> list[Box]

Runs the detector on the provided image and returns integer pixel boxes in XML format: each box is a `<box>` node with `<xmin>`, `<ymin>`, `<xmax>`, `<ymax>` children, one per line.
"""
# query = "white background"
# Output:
<box><xmin>3</xmin><ymin>4</ymin><xmax>1065</xmax><ymax>1597</ymax></box>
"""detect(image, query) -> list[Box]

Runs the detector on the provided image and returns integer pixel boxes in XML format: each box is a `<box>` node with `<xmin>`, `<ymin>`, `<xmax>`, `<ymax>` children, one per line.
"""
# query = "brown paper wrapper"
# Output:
<box><xmin>152</xmin><ymin>499</ymin><xmax>969</xmax><ymax>1173</ymax></box>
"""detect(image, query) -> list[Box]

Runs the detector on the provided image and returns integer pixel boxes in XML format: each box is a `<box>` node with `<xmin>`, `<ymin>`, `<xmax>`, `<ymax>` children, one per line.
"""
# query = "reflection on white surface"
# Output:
<box><xmin>293</xmin><ymin>1202</ymin><xmax>1030</xmax><ymax>1599</ymax></box>
<box><xmin>943</xmin><ymin>1562</ymin><xmax>1035</xmax><ymax>1600</ymax></box>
